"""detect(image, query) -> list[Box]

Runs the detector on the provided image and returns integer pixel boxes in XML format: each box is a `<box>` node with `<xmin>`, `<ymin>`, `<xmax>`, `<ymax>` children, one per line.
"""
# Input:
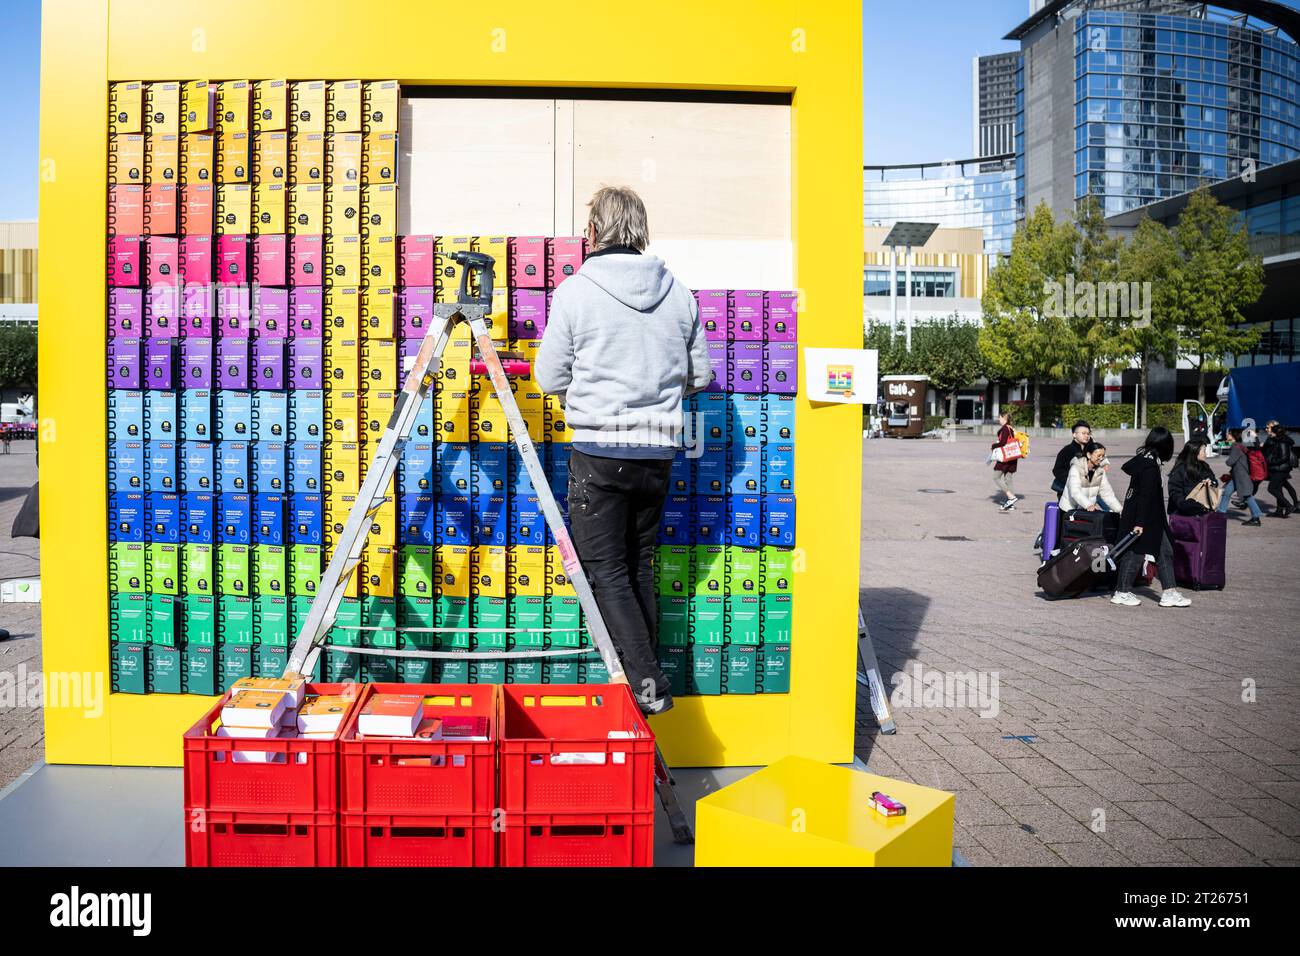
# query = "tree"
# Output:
<box><xmin>1070</xmin><ymin>195</ymin><xmax>1124</xmax><ymax>404</ymax></box>
<box><xmin>979</xmin><ymin>202</ymin><xmax>1080</xmax><ymax>427</ymax></box>
<box><xmin>912</xmin><ymin>315</ymin><xmax>986</xmax><ymax>423</ymax></box>
<box><xmin>0</xmin><ymin>324</ymin><xmax>37</xmax><ymax>391</ymax></box>
<box><xmin>864</xmin><ymin>320</ymin><xmax>910</xmax><ymax>376</ymax></box>
<box><xmin>1115</xmin><ymin>217</ymin><xmax>1181</xmax><ymax>429</ymax></box>
<box><xmin>1168</xmin><ymin>189</ymin><xmax>1265</xmax><ymax>402</ymax></box>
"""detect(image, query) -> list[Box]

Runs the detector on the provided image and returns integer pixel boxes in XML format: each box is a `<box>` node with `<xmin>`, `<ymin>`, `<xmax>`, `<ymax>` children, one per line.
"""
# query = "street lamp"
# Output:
<box><xmin>882</xmin><ymin>221</ymin><xmax>938</xmax><ymax>352</ymax></box>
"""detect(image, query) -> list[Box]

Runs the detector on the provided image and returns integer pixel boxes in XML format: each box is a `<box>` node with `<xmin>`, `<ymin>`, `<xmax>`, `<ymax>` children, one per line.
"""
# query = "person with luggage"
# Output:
<box><xmin>1059</xmin><ymin>440</ymin><xmax>1121</xmax><ymax>513</ymax></box>
<box><xmin>1262</xmin><ymin>421</ymin><xmax>1298</xmax><ymax>518</ymax></box>
<box><xmin>1216</xmin><ymin>428</ymin><xmax>1264</xmax><ymax>526</ymax></box>
<box><xmin>1167</xmin><ymin>439</ymin><xmax>1220</xmax><ymax>516</ymax></box>
<box><xmin>1111</xmin><ymin>426</ymin><xmax>1190</xmax><ymax>608</ymax></box>
<box><xmin>1051</xmin><ymin>420</ymin><xmax>1091</xmax><ymax>498</ymax></box>
<box><xmin>991</xmin><ymin>410</ymin><xmax>1020</xmax><ymax>511</ymax></box>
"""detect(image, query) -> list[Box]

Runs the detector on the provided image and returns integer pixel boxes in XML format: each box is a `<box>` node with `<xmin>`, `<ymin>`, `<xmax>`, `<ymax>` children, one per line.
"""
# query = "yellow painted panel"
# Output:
<box><xmin>694</xmin><ymin>756</ymin><xmax>955</xmax><ymax>866</ymax></box>
<box><xmin>41</xmin><ymin>0</ymin><xmax>863</xmax><ymax>768</ymax></box>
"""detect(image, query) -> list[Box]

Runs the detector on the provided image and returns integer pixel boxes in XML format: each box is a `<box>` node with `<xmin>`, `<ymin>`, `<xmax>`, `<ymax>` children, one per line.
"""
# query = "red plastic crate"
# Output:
<box><xmin>340</xmin><ymin>683</ymin><xmax>498</xmax><ymax>815</ymax></box>
<box><xmin>500</xmin><ymin>810</ymin><xmax>653</xmax><ymax>867</ymax></box>
<box><xmin>499</xmin><ymin>684</ymin><xmax>655</xmax><ymax>814</ymax></box>
<box><xmin>185</xmin><ymin>809</ymin><xmax>338</xmax><ymax>867</ymax></box>
<box><xmin>183</xmin><ymin>682</ymin><xmax>362</xmax><ymax>814</ymax></box>
<box><xmin>341</xmin><ymin>812</ymin><xmax>496</xmax><ymax>867</ymax></box>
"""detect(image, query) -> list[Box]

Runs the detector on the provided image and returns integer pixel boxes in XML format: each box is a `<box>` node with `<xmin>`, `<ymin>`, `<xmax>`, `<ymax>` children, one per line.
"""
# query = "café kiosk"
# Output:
<box><xmin>879</xmin><ymin>375</ymin><xmax>928</xmax><ymax>438</ymax></box>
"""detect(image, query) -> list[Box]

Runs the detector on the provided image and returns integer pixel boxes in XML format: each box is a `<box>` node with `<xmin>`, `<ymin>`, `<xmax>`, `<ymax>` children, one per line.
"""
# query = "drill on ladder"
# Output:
<box><xmin>284</xmin><ymin>250</ymin><xmax>694</xmax><ymax>844</ymax></box>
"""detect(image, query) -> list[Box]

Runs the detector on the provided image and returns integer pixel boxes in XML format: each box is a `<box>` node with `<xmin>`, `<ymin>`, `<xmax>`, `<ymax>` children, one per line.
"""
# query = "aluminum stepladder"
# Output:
<box><xmin>285</xmin><ymin>250</ymin><xmax>694</xmax><ymax>844</ymax></box>
<box><xmin>856</xmin><ymin>608</ymin><xmax>896</xmax><ymax>734</ymax></box>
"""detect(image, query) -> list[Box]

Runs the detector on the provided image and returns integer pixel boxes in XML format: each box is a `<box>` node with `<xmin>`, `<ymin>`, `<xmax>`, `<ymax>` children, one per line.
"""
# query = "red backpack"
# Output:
<box><xmin>1248</xmin><ymin>448</ymin><xmax>1268</xmax><ymax>482</ymax></box>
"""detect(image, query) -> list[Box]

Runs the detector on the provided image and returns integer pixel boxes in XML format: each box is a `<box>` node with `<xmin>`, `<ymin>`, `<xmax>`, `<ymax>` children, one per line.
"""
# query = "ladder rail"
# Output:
<box><xmin>285</xmin><ymin>313</ymin><xmax>456</xmax><ymax>676</ymax></box>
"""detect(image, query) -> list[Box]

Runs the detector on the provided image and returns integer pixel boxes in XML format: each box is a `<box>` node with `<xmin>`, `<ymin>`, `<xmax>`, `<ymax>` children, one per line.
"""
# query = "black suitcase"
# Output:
<box><xmin>1037</xmin><ymin>531</ymin><xmax>1139</xmax><ymax>599</ymax></box>
<box><xmin>1059</xmin><ymin>509</ymin><xmax>1119</xmax><ymax>548</ymax></box>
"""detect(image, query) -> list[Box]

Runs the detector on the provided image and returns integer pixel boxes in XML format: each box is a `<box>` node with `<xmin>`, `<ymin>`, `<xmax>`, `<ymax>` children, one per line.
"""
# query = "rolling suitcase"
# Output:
<box><xmin>1169</xmin><ymin>512</ymin><xmax>1227</xmax><ymax>590</ymax></box>
<box><xmin>1059</xmin><ymin>509</ymin><xmax>1119</xmax><ymax>548</ymax></box>
<box><xmin>1041</xmin><ymin>501</ymin><xmax>1061</xmax><ymax>556</ymax></box>
<box><xmin>1037</xmin><ymin>531</ymin><xmax>1139</xmax><ymax>599</ymax></box>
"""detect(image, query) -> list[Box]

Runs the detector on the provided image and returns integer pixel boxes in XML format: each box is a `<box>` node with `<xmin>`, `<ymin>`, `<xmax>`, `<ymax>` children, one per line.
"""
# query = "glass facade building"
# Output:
<box><xmin>862</xmin><ymin>161</ymin><xmax>1018</xmax><ymax>256</ymax></box>
<box><xmin>1072</xmin><ymin>8</ymin><xmax>1300</xmax><ymax>216</ymax></box>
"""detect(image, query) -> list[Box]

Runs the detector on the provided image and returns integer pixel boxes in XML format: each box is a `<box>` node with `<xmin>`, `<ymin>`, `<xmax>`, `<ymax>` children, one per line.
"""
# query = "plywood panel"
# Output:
<box><xmin>399</xmin><ymin>97</ymin><xmax>556</xmax><ymax>236</ymax></box>
<box><xmin>572</xmin><ymin>100</ymin><xmax>789</xmax><ymax>240</ymax></box>
<box><xmin>572</xmin><ymin>100</ymin><xmax>792</xmax><ymax>287</ymax></box>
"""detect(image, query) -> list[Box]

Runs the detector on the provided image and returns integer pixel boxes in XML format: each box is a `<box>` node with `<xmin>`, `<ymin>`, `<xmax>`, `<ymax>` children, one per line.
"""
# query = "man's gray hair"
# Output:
<box><xmin>587</xmin><ymin>186</ymin><xmax>650</xmax><ymax>252</ymax></box>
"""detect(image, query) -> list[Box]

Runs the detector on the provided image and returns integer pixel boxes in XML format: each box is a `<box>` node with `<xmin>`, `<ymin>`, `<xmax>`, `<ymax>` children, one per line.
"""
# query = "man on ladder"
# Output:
<box><xmin>536</xmin><ymin>186</ymin><xmax>714</xmax><ymax>717</ymax></box>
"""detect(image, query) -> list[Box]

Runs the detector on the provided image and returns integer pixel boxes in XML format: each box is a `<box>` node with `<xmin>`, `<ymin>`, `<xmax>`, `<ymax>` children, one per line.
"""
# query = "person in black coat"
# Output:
<box><xmin>1051</xmin><ymin>420</ymin><xmax>1092</xmax><ymax>497</ymax></box>
<box><xmin>1263</xmin><ymin>422</ymin><xmax>1298</xmax><ymax>518</ymax></box>
<box><xmin>1167</xmin><ymin>439</ymin><xmax>1219</xmax><ymax>516</ymax></box>
<box><xmin>1112</xmin><ymin>426</ymin><xmax>1189</xmax><ymax>608</ymax></box>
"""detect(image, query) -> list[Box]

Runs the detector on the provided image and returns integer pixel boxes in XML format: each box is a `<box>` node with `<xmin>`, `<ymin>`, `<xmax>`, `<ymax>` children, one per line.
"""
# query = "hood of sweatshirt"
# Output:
<box><xmin>1122</xmin><ymin>454</ymin><xmax>1156</xmax><ymax>478</ymax></box>
<box><xmin>576</xmin><ymin>253</ymin><xmax>674</xmax><ymax>312</ymax></box>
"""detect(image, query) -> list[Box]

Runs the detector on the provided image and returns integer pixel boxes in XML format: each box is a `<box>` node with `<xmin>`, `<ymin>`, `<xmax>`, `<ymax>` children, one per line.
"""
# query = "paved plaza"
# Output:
<box><xmin>856</xmin><ymin>431</ymin><xmax>1300</xmax><ymax>865</ymax></box>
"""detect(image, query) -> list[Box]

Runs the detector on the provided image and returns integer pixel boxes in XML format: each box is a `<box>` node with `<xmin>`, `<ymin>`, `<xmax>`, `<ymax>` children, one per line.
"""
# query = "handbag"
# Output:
<box><xmin>1187</xmin><ymin>478</ymin><xmax>1221</xmax><ymax>512</ymax></box>
<box><xmin>993</xmin><ymin>440</ymin><xmax>1023</xmax><ymax>463</ymax></box>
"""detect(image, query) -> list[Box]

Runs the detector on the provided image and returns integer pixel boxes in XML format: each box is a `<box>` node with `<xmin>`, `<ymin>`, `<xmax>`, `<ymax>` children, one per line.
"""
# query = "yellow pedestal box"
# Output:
<box><xmin>695</xmin><ymin>756</ymin><xmax>954</xmax><ymax>867</ymax></box>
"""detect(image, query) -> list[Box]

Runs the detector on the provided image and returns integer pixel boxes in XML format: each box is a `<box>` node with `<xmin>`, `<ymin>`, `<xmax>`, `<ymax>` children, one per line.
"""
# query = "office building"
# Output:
<box><xmin>1007</xmin><ymin>0</ymin><xmax>1300</xmax><ymax>220</ymax></box>
<box><xmin>0</xmin><ymin>220</ymin><xmax>38</xmax><ymax>324</ymax></box>
<box><xmin>863</xmin><ymin>157</ymin><xmax>1018</xmax><ymax>257</ymax></box>
<box><xmin>973</xmin><ymin>51</ymin><xmax>1022</xmax><ymax>164</ymax></box>
<box><xmin>1106</xmin><ymin>155</ymin><xmax>1300</xmax><ymax>376</ymax></box>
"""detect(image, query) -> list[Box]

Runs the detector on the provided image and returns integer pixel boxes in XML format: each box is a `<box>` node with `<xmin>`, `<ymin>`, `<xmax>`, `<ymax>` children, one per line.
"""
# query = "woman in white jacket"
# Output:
<box><xmin>1060</xmin><ymin>441</ymin><xmax>1122</xmax><ymax>512</ymax></box>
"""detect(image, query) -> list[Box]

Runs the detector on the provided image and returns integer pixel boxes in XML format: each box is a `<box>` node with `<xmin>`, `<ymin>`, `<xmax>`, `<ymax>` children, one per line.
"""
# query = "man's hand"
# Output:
<box><xmin>1087</xmin><ymin>504</ymin><xmax>1098</xmax><ymax>512</ymax></box>
<box><xmin>1133</xmin><ymin>525</ymin><xmax>1144</xmax><ymax>536</ymax></box>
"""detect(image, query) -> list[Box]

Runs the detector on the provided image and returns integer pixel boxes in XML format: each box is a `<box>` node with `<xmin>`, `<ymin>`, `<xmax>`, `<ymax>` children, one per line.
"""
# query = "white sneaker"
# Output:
<box><xmin>1110</xmin><ymin>592</ymin><xmax>1141</xmax><ymax>607</ymax></box>
<box><xmin>1000</xmin><ymin>496</ymin><xmax>1018</xmax><ymax>511</ymax></box>
<box><xmin>1159</xmin><ymin>589</ymin><xmax>1191</xmax><ymax>608</ymax></box>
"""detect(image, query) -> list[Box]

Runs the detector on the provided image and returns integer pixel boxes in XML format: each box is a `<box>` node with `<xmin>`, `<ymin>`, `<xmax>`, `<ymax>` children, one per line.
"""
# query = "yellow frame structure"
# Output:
<box><xmin>39</xmin><ymin>0</ymin><xmax>864</xmax><ymax>768</ymax></box>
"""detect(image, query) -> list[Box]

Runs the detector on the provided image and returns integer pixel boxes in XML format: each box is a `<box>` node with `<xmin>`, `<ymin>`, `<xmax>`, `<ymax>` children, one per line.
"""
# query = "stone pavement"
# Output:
<box><xmin>855</xmin><ymin>431</ymin><xmax>1300</xmax><ymax>865</ymax></box>
<box><xmin>0</xmin><ymin>445</ymin><xmax>41</xmax><ymax>790</ymax></box>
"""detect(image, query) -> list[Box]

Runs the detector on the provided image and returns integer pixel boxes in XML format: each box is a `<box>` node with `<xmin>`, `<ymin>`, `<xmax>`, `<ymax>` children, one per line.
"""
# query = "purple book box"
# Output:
<box><xmin>181</xmin><ymin>337</ymin><xmax>214</xmax><ymax>388</ymax></box>
<box><xmin>145</xmin><ymin>338</ymin><xmax>177</xmax><ymax>390</ymax></box>
<box><xmin>398</xmin><ymin>288</ymin><xmax>435</xmax><ymax>338</ymax></box>
<box><xmin>254</xmin><ymin>338</ymin><xmax>286</xmax><ymax>390</ymax></box>
<box><xmin>764</xmin><ymin>291</ymin><xmax>798</xmax><ymax>342</ymax></box>
<box><xmin>728</xmin><ymin>342</ymin><xmax>764</xmax><ymax>394</ymax></box>
<box><xmin>109</xmin><ymin>288</ymin><xmax>144</xmax><ymax>337</ymax></box>
<box><xmin>289</xmin><ymin>338</ymin><xmax>323</xmax><ymax>389</ymax></box>
<box><xmin>182</xmin><ymin>285</ymin><xmax>214</xmax><ymax>338</ymax></box>
<box><xmin>765</xmin><ymin>343</ymin><xmax>798</xmax><ymax>394</ymax></box>
<box><xmin>509</xmin><ymin>289</ymin><xmax>547</xmax><ymax>340</ymax></box>
<box><xmin>289</xmin><ymin>287</ymin><xmax>324</xmax><ymax>339</ymax></box>
<box><xmin>694</xmin><ymin>290</ymin><xmax>729</xmax><ymax>342</ymax></box>
<box><xmin>109</xmin><ymin>338</ymin><xmax>143</xmax><ymax>389</ymax></box>
<box><xmin>217</xmin><ymin>285</ymin><xmax>252</xmax><ymax>337</ymax></box>
<box><xmin>728</xmin><ymin>290</ymin><xmax>765</xmax><ymax>342</ymax></box>
<box><xmin>254</xmin><ymin>286</ymin><xmax>290</xmax><ymax>337</ymax></box>
<box><xmin>217</xmin><ymin>337</ymin><xmax>250</xmax><ymax>390</ymax></box>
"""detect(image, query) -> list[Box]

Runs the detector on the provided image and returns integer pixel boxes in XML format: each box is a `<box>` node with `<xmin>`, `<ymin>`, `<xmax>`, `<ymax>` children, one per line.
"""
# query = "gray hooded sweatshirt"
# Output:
<box><xmin>535</xmin><ymin>250</ymin><xmax>714</xmax><ymax>454</ymax></box>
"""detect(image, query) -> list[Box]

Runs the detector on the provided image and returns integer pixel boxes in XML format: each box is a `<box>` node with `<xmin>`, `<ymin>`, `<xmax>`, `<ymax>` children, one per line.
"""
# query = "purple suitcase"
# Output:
<box><xmin>1042</xmin><ymin>500</ymin><xmax>1061</xmax><ymax>555</ymax></box>
<box><xmin>1169</xmin><ymin>512</ymin><xmax>1227</xmax><ymax>590</ymax></box>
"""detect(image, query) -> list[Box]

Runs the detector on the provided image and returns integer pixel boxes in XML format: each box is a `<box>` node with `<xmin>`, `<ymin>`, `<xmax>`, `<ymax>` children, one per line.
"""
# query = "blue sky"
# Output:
<box><xmin>1</xmin><ymin>0</ymin><xmax>39</xmax><ymax>219</ymax></box>
<box><xmin>2</xmin><ymin>1</ymin><xmax>1296</xmax><ymax>218</ymax></box>
<box><xmin>862</xmin><ymin>0</ymin><xmax>1028</xmax><ymax>164</ymax></box>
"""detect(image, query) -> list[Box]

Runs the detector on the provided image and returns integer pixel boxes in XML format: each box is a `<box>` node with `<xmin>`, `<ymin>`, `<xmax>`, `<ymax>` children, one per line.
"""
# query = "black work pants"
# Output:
<box><xmin>566</xmin><ymin>448</ymin><xmax>673</xmax><ymax>714</ymax></box>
